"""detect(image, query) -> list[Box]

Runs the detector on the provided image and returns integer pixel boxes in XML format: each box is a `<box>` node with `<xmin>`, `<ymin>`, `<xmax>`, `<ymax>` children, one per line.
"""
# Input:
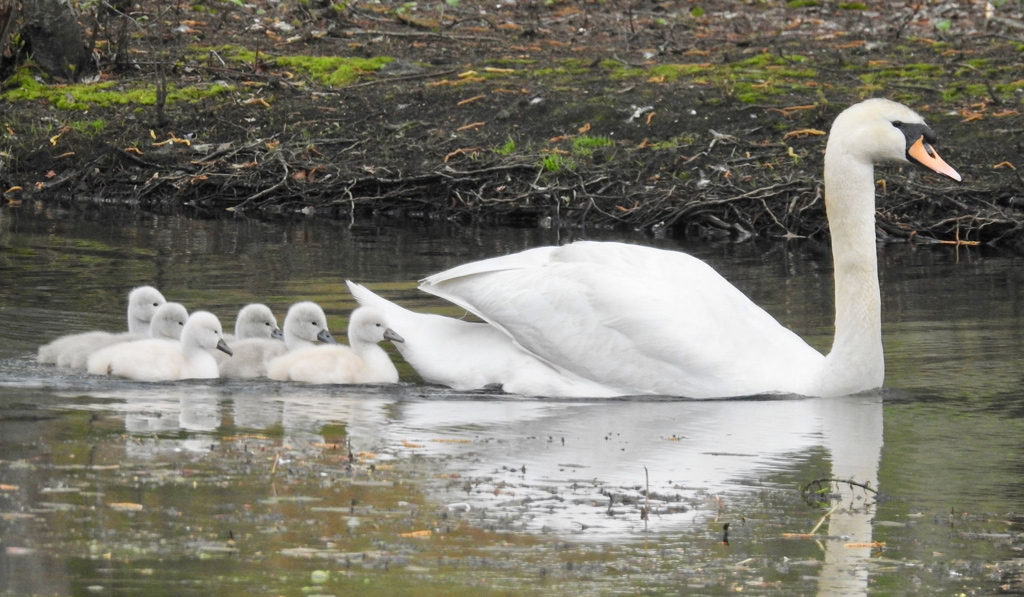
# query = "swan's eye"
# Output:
<box><xmin>375</xmin><ymin>323</ymin><xmax>381</xmax><ymax>327</ymax></box>
<box><xmin>153</xmin><ymin>302</ymin><xmax>159</xmax><ymax>307</ymax></box>
<box><xmin>891</xmin><ymin>120</ymin><xmax>903</xmax><ymax>128</ymax></box>
<box><xmin>265</xmin><ymin>322</ymin><xmax>270</xmax><ymax>326</ymax></box>
<box><xmin>179</xmin><ymin>322</ymin><xmax>184</xmax><ymax>326</ymax></box>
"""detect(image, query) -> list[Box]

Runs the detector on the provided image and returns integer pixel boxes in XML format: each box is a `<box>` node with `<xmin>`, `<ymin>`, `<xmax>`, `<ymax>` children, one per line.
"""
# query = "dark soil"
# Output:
<box><xmin>2</xmin><ymin>1</ymin><xmax>1024</xmax><ymax>245</ymax></box>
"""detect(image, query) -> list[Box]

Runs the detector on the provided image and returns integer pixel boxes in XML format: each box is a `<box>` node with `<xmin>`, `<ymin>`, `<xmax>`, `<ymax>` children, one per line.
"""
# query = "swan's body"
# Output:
<box><xmin>416</xmin><ymin>99</ymin><xmax>960</xmax><ymax>398</ymax></box>
<box><xmin>87</xmin><ymin>311</ymin><xmax>232</xmax><ymax>381</ymax></box>
<box><xmin>267</xmin><ymin>307</ymin><xmax>402</xmax><ymax>384</ymax></box>
<box><xmin>347</xmin><ymin>281</ymin><xmax>621</xmax><ymax>396</ymax></box>
<box><xmin>215</xmin><ymin>304</ymin><xmax>284</xmax><ymax>378</ymax></box>
<box><xmin>37</xmin><ymin>286</ymin><xmax>167</xmax><ymax>369</ymax></box>
<box><xmin>217</xmin><ymin>302</ymin><xmax>333</xmax><ymax>378</ymax></box>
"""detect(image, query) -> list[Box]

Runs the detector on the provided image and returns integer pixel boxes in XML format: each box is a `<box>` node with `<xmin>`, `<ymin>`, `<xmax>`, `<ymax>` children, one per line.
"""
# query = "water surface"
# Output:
<box><xmin>1</xmin><ymin>204</ymin><xmax>1022</xmax><ymax>595</ymax></box>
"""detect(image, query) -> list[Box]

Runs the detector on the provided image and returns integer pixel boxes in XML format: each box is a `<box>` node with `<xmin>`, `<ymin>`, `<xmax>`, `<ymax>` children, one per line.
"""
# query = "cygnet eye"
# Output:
<box><xmin>265</xmin><ymin>322</ymin><xmax>270</xmax><ymax>326</ymax></box>
<box><xmin>375</xmin><ymin>323</ymin><xmax>381</xmax><ymax>327</ymax></box>
<box><xmin>153</xmin><ymin>302</ymin><xmax>159</xmax><ymax>307</ymax></box>
<box><xmin>179</xmin><ymin>321</ymin><xmax>184</xmax><ymax>326</ymax></box>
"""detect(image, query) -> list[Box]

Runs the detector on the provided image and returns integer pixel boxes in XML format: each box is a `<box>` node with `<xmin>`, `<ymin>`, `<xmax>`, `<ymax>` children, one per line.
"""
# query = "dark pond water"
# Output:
<box><xmin>1</xmin><ymin>203</ymin><xmax>1022</xmax><ymax>596</ymax></box>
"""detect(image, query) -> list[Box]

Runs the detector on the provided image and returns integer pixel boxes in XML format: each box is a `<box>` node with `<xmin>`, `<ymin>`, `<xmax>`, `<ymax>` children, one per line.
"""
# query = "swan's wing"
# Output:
<box><xmin>348</xmin><ymin>280</ymin><xmax>614</xmax><ymax>394</ymax></box>
<box><xmin>420</xmin><ymin>242</ymin><xmax>824</xmax><ymax>397</ymax></box>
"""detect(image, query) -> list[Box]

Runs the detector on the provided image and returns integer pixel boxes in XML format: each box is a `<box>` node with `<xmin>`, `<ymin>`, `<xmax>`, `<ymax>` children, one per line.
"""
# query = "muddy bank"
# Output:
<box><xmin>2</xmin><ymin>1</ymin><xmax>1023</xmax><ymax>245</ymax></box>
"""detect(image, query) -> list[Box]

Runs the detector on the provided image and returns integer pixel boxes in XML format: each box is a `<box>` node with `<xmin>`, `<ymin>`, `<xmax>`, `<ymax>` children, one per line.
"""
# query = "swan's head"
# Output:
<box><xmin>234</xmin><ymin>303</ymin><xmax>282</xmax><ymax>340</ymax></box>
<box><xmin>347</xmin><ymin>307</ymin><xmax>405</xmax><ymax>346</ymax></box>
<box><xmin>151</xmin><ymin>302</ymin><xmax>189</xmax><ymax>341</ymax></box>
<box><xmin>828</xmin><ymin>98</ymin><xmax>960</xmax><ymax>182</ymax></box>
<box><xmin>128</xmin><ymin>286</ymin><xmax>167</xmax><ymax>325</ymax></box>
<box><xmin>183</xmin><ymin>311</ymin><xmax>232</xmax><ymax>355</ymax></box>
<box><xmin>284</xmin><ymin>301</ymin><xmax>338</xmax><ymax>346</ymax></box>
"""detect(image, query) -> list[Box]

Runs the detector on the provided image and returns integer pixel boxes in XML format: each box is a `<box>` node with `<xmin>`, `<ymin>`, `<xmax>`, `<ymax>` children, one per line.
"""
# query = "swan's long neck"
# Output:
<box><xmin>819</xmin><ymin>144</ymin><xmax>884</xmax><ymax>396</ymax></box>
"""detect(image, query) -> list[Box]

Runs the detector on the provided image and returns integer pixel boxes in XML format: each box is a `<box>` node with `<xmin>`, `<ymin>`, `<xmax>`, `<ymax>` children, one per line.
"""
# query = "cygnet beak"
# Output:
<box><xmin>317</xmin><ymin>328</ymin><xmax>339</xmax><ymax>344</ymax></box>
<box><xmin>271</xmin><ymin>328</ymin><xmax>284</xmax><ymax>341</ymax></box>
<box><xmin>383</xmin><ymin>328</ymin><xmax>405</xmax><ymax>344</ymax></box>
<box><xmin>217</xmin><ymin>339</ymin><xmax>233</xmax><ymax>356</ymax></box>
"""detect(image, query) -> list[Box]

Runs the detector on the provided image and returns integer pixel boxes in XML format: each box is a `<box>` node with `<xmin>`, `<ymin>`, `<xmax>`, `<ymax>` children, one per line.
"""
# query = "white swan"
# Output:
<box><xmin>37</xmin><ymin>286</ymin><xmax>167</xmax><ymax>369</ymax></box>
<box><xmin>87</xmin><ymin>311</ymin><xmax>232</xmax><ymax>381</ymax></box>
<box><xmin>85</xmin><ymin>302</ymin><xmax>189</xmax><ymax>373</ymax></box>
<box><xmin>347</xmin><ymin>281</ymin><xmax>620</xmax><ymax>396</ymax></box>
<box><xmin>222</xmin><ymin>303</ymin><xmax>283</xmax><ymax>344</ymax></box>
<box><xmin>416</xmin><ymin>99</ymin><xmax>961</xmax><ymax>398</ymax></box>
<box><xmin>150</xmin><ymin>302</ymin><xmax>189</xmax><ymax>340</ymax></box>
<box><xmin>216</xmin><ymin>301</ymin><xmax>332</xmax><ymax>378</ymax></box>
<box><xmin>267</xmin><ymin>307</ymin><xmax>403</xmax><ymax>384</ymax></box>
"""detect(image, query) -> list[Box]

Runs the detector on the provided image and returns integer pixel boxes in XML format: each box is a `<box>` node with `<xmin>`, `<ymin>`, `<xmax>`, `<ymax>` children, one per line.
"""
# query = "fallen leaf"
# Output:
<box><xmin>782</xmin><ymin>128</ymin><xmax>826</xmax><ymax>140</ymax></box>
<box><xmin>265</xmin><ymin>140</ymin><xmax>280</xmax><ymax>150</ymax></box>
<box><xmin>457</xmin><ymin>95</ymin><xmax>485</xmax><ymax>106</ymax></box>
<box><xmin>0</xmin><ymin>484</ymin><xmax>19</xmax><ymax>491</ymax></box>
<box><xmin>56</xmin><ymin>151</ymin><xmax>75</xmax><ymax>158</ymax></box>
<box><xmin>4</xmin><ymin>186</ymin><xmax>23</xmax><ymax>193</ymax></box>
<box><xmin>549</xmin><ymin>135</ymin><xmax>571</xmax><ymax>143</ymax></box>
<box><xmin>109</xmin><ymin>502</ymin><xmax>143</xmax><ymax>511</ymax></box>
<box><xmin>244</xmin><ymin>98</ymin><xmax>272</xmax><ymax>108</ymax></box>
<box><xmin>483</xmin><ymin>66</ymin><xmax>515</xmax><ymax>74</ymax></box>
<box><xmin>577</xmin><ymin>122</ymin><xmax>591</xmax><ymax>134</ymax></box>
<box><xmin>399</xmin><ymin>530</ymin><xmax>432</xmax><ymax>538</ymax></box>
<box><xmin>645</xmin><ymin>111</ymin><xmax>656</xmax><ymax>125</ymax></box>
<box><xmin>456</xmin><ymin>122</ymin><xmax>485</xmax><ymax>132</ymax></box>
<box><xmin>993</xmin><ymin>161</ymin><xmax>1016</xmax><ymax>170</ymax></box>
<box><xmin>45</xmin><ymin>171</ymin><xmax>56</xmax><ymax>179</ymax></box>
<box><xmin>844</xmin><ymin>541</ymin><xmax>885</xmax><ymax>549</ymax></box>
<box><xmin>457</xmin><ymin>70</ymin><xmax>478</xmax><ymax>79</ymax></box>
<box><xmin>124</xmin><ymin>147</ymin><xmax>142</xmax><ymax>155</ymax></box>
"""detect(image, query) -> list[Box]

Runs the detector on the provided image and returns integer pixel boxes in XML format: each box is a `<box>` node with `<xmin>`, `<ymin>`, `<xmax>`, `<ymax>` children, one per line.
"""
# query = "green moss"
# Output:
<box><xmin>2</xmin><ymin>67</ymin><xmax>235</xmax><ymax>109</ymax></box>
<box><xmin>787</xmin><ymin>0</ymin><xmax>819</xmax><ymax>7</ymax></box>
<box><xmin>69</xmin><ymin>118</ymin><xmax>106</xmax><ymax>136</ymax></box>
<box><xmin>494</xmin><ymin>137</ymin><xmax>517</xmax><ymax>156</ymax></box>
<box><xmin>540</xmin><ymin>153</ymin><xmax>574</xmax><ymax>173</ymax></box>
<box><xmin>838</xmin><ymin>2</ymin><xmax>867</xmax><ymax>8</ymax></box>
<box><xmin>648</xmin><ymin>133</ymin><xmax>697</xmax><ymax>150</ymax></box>
<box><xmin>649</xmin><ymin>63</ymin><xmax>713</xmax><ymax>81</ymax></box>
<box><xmin>571</xmin><ymin>135</ymin><xmax>612</xmax><ymax>156</ymax></box>
<box><xmin>274</xmin><ymin>55</ymin><xmax>394</xmax><ymax>86</ymax></box>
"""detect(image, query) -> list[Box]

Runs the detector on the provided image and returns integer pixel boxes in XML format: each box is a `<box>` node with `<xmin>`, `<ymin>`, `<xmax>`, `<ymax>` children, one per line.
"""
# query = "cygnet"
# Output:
<box><xmin>87</xmin><ymin>311</ymin><xmax>232</xmax><ymax>381</ymax></box>
<box><xmin>38</xmin><ymin>286</ymin><xmax>167</xmax><ymax>369</ymax></box>
<box><xmin>267</xmin><ymin>307</ymin><xmax>402</xmax><ymax>384</ymax></box>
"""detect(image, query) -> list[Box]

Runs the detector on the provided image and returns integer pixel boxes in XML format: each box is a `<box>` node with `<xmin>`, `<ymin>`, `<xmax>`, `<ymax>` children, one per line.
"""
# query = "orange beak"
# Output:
<box><xmin>907</xmin><ymin>136</ymin><xmax>961</xmax><ymax>182</ymax></box>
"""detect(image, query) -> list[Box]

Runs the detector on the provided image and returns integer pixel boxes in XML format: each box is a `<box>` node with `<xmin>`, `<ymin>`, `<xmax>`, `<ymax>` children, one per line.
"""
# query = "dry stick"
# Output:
<box><xmin>343</xmin><ymin>68</ymin><xmax>459</xmax><ymax>90</ymax></box>
<box><xmin>809</xmin><ymin>502</ymin><xmax>840</xmax><ymax>535</ymax></box>
<box><xmin>233</xmin><ymin>153</ymin><xmax>289</xmax><ymax>211</ymax></box>
<box><xmin>342</xmin><ymin>29</ymin><xmax>504</xmax><ymax>42</ymax></box>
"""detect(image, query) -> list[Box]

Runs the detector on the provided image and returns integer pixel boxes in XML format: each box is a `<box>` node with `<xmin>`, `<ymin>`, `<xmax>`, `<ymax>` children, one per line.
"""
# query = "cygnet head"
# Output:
<box><xmin>234</xmin><ymin>303</ymin><xmax>283</xmax><ymax>340</ymax></box>
<box><xmin>127</xmin><ymin>286</ymin><xmax>167</xmax><ymax>333</ymax></box>
<box><xmin>182</xmin><ymin>311</ymin><xmax>232</xmax><ymax>356</ymax></box>
<box><xmin>347</xmin><ymin>307</ymin><xmax>404</xmax><ymax>348</ymax></box>
<box><xmin>827</xmin><ymin>98</ymin><xmax>960</xmax><ymax>181</ymax></box>
<box><xmin>150</xmin><ymin>302</ymin><xmax>189</xmax><ymax>340</ymax></box>
<box><xmin>283</xmin><ymin>301</ymin><xmax>338</xmax><ymax>348</ymax></box>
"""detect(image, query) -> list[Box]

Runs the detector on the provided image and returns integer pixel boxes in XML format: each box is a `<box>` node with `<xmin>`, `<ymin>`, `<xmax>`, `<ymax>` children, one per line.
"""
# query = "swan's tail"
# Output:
<box><xmin>345</xmin><ymin>280</ymin><xmax>419</xmax><ymax>323</ymax></box>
